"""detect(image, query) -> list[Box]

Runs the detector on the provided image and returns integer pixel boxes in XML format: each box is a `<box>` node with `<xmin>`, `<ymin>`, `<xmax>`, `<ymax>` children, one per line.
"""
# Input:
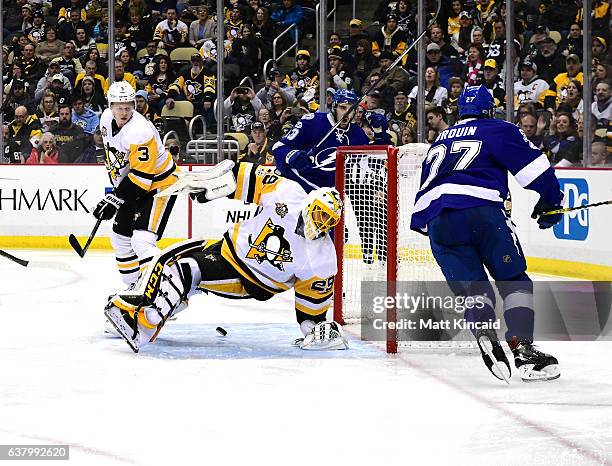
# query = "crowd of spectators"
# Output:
<box><xmin>1</xmin><ymin>0</ymin><xmax>611</xmax><ymax>167</ymax></box>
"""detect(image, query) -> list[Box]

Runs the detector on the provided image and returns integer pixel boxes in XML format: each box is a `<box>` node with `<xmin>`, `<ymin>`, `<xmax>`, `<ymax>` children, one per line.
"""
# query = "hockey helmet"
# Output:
<box><xmin>331</xmin><ymin>89</ymin><xmax>359</xmax><ymax>109</ymax></box>
<box><xmin>301</xmin><ymin>187</ymin><xmax>343</xmax><ymax>240</ymax></box>
<box><xmin>458</xmin><ymin>85</ymin><xmax>494</xmax><ymax>118</ymax></box>
<box><xmin>107</xmin><ymin>81</ymin><xmax>136</xmax><ymax>104</ymax></box>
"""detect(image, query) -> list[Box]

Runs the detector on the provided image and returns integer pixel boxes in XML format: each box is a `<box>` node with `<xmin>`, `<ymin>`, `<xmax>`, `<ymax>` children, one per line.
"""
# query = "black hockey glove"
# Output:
<box><xmin>286</xmin><ymin>149</ymin><xmax>312</xmax><ymax>170</ymax></box>
<box><xmin>531</xmin><ymin>196</ymin><xmax>563</xmax><ymax>229</ymax></box>
<box><xmin>93</xmin><ymin>193</ymin><xmax>124</xmax><ymax>220</ymax></box>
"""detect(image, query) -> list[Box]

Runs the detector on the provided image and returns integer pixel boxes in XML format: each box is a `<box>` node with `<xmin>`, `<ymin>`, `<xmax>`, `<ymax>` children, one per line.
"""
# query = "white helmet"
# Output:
<box><xmin>107</xmin><ymin>81</ymin><xmax>136</xmax><ymax>104</ymax></box>
<box><xmin>301</xmin><ymin>187</ymin><xmax>343</xmax><ymax>240</ymax></box>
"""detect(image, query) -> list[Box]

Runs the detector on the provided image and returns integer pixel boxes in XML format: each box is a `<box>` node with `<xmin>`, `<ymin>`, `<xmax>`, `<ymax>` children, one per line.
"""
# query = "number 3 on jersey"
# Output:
<box><xmin>421</xmin><ymin>140</ymin><xmax>482</xmax><ymax>190</ymax></box>
<box><xmin>137</xmin><ymin>146</ymin><xmax>149</xmax><ymax>162</ymax></box>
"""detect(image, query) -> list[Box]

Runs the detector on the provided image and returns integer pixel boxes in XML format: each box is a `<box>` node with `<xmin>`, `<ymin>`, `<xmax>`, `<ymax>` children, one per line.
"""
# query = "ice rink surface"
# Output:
<box><xmin>1</xmin><ymin>249</ymin><xmax>611</xmax><ymax>466</ymax></box>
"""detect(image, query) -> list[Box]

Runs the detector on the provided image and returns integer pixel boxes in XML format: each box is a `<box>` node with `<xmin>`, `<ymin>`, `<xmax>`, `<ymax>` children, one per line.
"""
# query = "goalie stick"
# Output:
<box><xmin>69</xmin><ymin>218</ymin><xmax>102</xmax><ymax>258</ymax></box>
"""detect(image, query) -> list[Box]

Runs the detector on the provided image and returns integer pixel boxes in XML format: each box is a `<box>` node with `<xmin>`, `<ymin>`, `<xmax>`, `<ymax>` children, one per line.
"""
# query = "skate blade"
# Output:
<box><xmin>104</xmin><ymin>319</ymin><xmax>121</xmax><ymax>337</ymax></box>
<box><xmin>104</xmin><ymin>308</ymin><xmax>140</xmax><ymax>353</ymax></box>
<box><xmin>478</xmin><ymin>336</ymin><xmax>511</xmax><ymax>384</ymax></box>
<box><xmin>519</xmin><ymin>364</ymin><xmax>560</xmax><ymax>382</ymax></box>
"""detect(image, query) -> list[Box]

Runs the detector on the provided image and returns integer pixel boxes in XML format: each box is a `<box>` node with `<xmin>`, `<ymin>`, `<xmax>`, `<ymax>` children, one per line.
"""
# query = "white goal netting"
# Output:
<box><xmin>334</xmin><ymin>144</ymin><xmax>475</xmax><ymax>352</ymax></box>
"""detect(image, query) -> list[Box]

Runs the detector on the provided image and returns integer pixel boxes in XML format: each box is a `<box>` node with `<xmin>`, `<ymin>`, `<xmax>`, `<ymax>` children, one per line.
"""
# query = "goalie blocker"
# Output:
<box><xmin>105</xmin><ymin>161</ymin><xmax>348</xmax><ymax>352</ymax></box>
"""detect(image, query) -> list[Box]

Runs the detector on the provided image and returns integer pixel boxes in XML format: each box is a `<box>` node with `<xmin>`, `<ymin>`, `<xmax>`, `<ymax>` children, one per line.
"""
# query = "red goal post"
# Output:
<box><xmin>333</xmin><ymin>144</ymin><xmax>463</xmax><ymax>353</ymax></box>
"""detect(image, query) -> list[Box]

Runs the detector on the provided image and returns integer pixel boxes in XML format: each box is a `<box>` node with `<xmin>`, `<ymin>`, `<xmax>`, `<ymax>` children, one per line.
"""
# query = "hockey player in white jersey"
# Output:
<box><xmin>96</xmin><ymin>81</ymin><xmax>179</xmax><ymax>286</ymax></box>
<box><xmin>104</xmin><ymin>161</ymin><xmax>347</xmax><ymax>353</ymax></box>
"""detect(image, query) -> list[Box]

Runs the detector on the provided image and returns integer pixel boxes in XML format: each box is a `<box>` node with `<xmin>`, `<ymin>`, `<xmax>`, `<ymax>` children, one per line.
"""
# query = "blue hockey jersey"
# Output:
<box><xmin>410</xmin><ymin>118</ymin><xmax>562</xmax><ymax>234</ymax></box>
<box><xmin>272</xmin><ymin>112</ymin><xmax>370</xmax><ymax>192</ymax></box>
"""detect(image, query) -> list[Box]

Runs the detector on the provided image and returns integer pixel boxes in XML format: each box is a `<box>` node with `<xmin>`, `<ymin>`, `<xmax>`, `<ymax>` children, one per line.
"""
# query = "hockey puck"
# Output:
<box><xmin>216</xmin><ymin>326</ymin><xmax>227</xmax><ymax>336</ymax></box>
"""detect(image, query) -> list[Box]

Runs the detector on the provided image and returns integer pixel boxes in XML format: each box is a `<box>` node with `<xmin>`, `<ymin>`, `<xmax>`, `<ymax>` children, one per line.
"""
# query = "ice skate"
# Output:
<box><xmin>476</xmin><ymin>329</ymin><xmax>511</xmax><ymax>383</ymax></box>
<box><xmin>510</xmin><ymin>340</ymin><xmax>560</xmax><ymax>382</ymax></box>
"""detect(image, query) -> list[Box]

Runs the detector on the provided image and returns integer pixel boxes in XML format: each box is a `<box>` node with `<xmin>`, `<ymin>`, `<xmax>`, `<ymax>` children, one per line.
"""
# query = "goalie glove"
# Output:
<box><xmin>155</xmin><ymin>159</ymin><xmax>236</xmax><ymax>200</ymax></box>
<box><xmin>93</xmin><ymin>193</ymin><xmax>124</xmax><ymax>220</ymax></box>
<box><xmin>296</xmin><ymin>321</ymin><xmax>348</xmax><ymax>350</ymax></box>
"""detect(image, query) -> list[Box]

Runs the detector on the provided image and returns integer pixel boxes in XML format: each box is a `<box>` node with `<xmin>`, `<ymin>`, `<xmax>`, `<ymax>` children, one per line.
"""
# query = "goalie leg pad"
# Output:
<box><xmin>298</xmin><ymin>321</ymin><xmax>349</xmax><ymax>350</ymax></box>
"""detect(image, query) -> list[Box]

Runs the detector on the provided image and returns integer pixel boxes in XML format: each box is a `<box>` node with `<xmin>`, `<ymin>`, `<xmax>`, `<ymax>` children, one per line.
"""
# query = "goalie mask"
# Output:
<box><xmin>301</xmin><ymin>187</ymin><xmax>343</xmax><ymax>240</ymax></box>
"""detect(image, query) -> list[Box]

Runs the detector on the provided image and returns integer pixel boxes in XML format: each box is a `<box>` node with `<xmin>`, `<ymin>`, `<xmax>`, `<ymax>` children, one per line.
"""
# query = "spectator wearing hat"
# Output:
<box><xmin>153</xmin><ymin>7</ymin><xmax>188</xmax><ymax>50</ymax></box>
<box><xmin>544</xmin><ymin>53</ymin><xmax>584</xmax><ymax>113</ymax></box>
<box><xmin>74</xmin><ymin>60</ymin><xmax>107</xmax><ymax>99</ymax></box>
<box><xmin>456</xmin><ymin>11</ymin><xmax>477</xmax><ymax>53</ymax></box>
<box><xmin>166</xmin><ymin>52</ymin><xmax>217</xmax><ymax>118</ymax></box>
<box><xmin>533</xmin><ymin>36</ymin><xmax>566</xmax><ymax>84</ymax></box>
<box><xmin>2</xmin><ymin>105</ymin><xmax>42</xmax><ymax>164</ymax></box>
<box><xmin>239</xmin><ymin>122</ymin><xmax>275</xmax><ymax>165</ymax></box>
<box><xmin>345</xmin><ymin>19</ymin><xmax>369</xmax><ymax>55</ymax></box>
<box><xmin>558</xmin><ymin>23</ymin><xmax>583</xmax><ymax>60</ymax></box>
<box><xmin>283</xmin><ymin>50</ymin><xmax>319</xmax><ymax>97</ymax></box>
<box><xmin>51</xmin><ymin>42</ymin><xmax>84</xmax><ymax>86</ymax></box>
<box><xmin>257</xmin><ymin>68</ymin><xmax>296</xmax><ymax>109</ymax></box>
<box><xmin>514</xmin><ymin>60</ymin><xmax>549</xmax><ymax>110</ymax></box>
<box><xmin>464</xmin><ymin>43</ymin><xmax>486</xmax><ymax>85</ymax></box>
<box><xmin>113</xmin><ymin>19</ymin><xmax>139</xmax><ymax>58</ymax></box>
<box><xmin>2</xmin><ymin>79</ymin><xmax>36</xmax><ymax>121</ymax></box>
<box><xmin>76</xmin><ymin>76</ymin><xmax>106</xmax><ymax>115</ymax></box>
<box><xmin>371</xmin><ymin>13</ymin><xmax>408</xmax><ymax>60</ymax></box>
<box><xmin>35</xmin><ymin>61</ymin><xmax>67</xmax><ymax>103</ymax></box>
<box><xmin>26</xmin><ymin>10</ymin><xmax>47</xmax><ymax>45</ymax></box>
<box><xmin>592</xmin><ymin>36</ymin><xmax>608</xmax><ymax>63</ymax></box>
<box><xmin>71</xmin><ymin>95</ymin><xmax>99</xmax><ymax>135</ymax></box>
<box><xmin>481</xmin><ymin>58</ymin><xmax>505</xmax><ymax>109</ymax></box>
<box><xmin>424</xmin><ymin>42</ymin><xmax>462</xmax><ymax>89</ymax></box>
<box><xmin>135</xmin><ymin>89</ymin><xmax>163</xmax><ymax>128</ymax></box>
<box><xmin>48</xmin><ymin>73</ymin><xmax>73</xmax><ymax>106</ymax></box>
<box><xmin>76</xmin><ymin>127</ymin><xmax>105</xmax><ymax>164</ymax></box>
<box><xmin>386</xmin><ymin>90</ymin><xmax>417</xmax><ymax>135</ymax></box>
<box><xmin>19</xmin><ymin>4</ymin><xmax>35</xmax><ymax>34</ymax></box>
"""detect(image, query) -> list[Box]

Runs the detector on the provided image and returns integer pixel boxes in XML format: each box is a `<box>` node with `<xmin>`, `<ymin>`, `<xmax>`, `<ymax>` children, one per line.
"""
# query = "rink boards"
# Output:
<box><xmin>0</xmin><ymin>164</ymin><xmax>611</xmax><ymax>280</ymax></box>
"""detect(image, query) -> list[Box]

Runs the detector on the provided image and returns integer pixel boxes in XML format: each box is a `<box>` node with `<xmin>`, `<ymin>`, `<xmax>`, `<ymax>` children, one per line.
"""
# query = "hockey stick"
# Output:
<box><xmin>0</xmin><ymin>249</ymin><xmax>29</xmax><ymax>267</ymax></box>
<box><xmin>69</xmin><ymin>218</ymin><xmax>102</xmax><ymax>258</ymax></box>
<box><xmin>0</xmin><ymin>249</ymin><xmax>72</xmax><ymax>270</ymax></box>
<box><xmin>541</xmin><ymin>200</ymin><xmax>612</xmax><ymax>216</ymax></box>
<box><xmin>310</xmin><ymin>0</ymin><xmax>442</xmax><ymax>156</ymax></box>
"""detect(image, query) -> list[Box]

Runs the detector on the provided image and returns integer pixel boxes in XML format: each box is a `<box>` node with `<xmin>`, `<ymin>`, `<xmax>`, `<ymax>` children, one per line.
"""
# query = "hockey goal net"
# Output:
<box><xmin>333</xmin><ymin>144</ymin><xmax>474</xmax><ymax>353</ymax></box>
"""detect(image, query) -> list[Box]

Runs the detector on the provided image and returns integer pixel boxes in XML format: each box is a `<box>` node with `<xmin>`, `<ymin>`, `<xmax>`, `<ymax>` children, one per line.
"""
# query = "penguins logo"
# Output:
<box><xmin>246</xmin><ymin>219</ymin><xmax>293</xmax><ymax>271</ymax></box>
<box><xmin>275</xmin><ymin>203</ymin><xmax>288</xmax><ymax>218</ymax></box>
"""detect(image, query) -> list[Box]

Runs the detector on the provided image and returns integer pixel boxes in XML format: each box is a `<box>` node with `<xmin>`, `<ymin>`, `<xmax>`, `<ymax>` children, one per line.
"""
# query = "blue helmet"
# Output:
<box><xmin>331</xmin><ymin>89</ymin><xmax>359</xmax><ymax>108</ymax></box>
<box><xmin>458</xmin><ymin>85</ymin><xmax>494</xmax><ymax>118</ymax></box>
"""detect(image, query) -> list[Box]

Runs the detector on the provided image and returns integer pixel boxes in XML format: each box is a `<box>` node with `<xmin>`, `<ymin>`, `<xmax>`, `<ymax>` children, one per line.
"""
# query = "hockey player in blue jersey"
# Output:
<box><xmin>410</xmin><ymin>85</ymin><xmax>563</xmax><ymax>383</ymax></box>
<box><xmin>272</xmin><ymin>89</ymin><xmax>390</xmax><ymax>192</ymax></box>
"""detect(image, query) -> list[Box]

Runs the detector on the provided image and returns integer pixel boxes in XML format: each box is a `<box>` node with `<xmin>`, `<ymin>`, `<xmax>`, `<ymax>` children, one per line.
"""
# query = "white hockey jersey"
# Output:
<box><xmin>220</xmin><ymin>163</ymin><xmax>337</xmax><ymax>318</ymax></box>
<box><xmin>513</xmin><ymin>77</ymin><xmax>549</xmax><ymax>108</ymax></box>
<box><xmin>99</xmin><ymin>108</ymin><xmax>178</xmax><ymax>195</ymax></box>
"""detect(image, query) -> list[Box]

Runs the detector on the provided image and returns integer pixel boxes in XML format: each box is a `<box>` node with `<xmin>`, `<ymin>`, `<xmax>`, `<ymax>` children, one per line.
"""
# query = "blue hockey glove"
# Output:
<box><xmin>93</xmin><ymin>193</ymin><xmax>124</xmax><ymax>220</ymax></box>
<box><xmin>286</xmin><ymin>150</ymin><xmax>312</xmax><ymax>170</ymax></box>
<box><xmin>364</xmin><ymin>111</ymin><xmax>388</xmax><ymax>134</ymax></box>
<box><xmin>531</xmin><ymin>197</ymin><xmax>563</xmax><ymax>229</ymax></box>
